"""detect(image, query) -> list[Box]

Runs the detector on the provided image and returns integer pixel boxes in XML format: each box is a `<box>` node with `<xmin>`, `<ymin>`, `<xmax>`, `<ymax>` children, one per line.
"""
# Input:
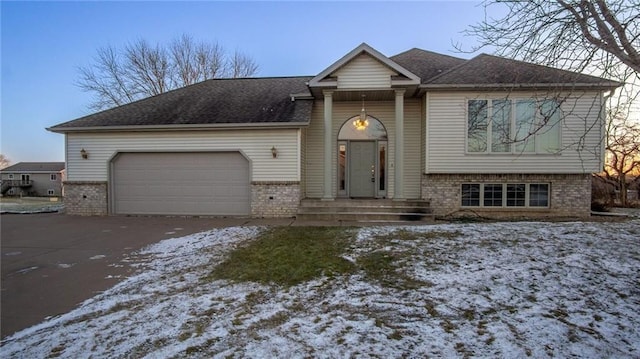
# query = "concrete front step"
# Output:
<box><xmin>300</xmin><ymin>199</ymin><xmax>430</xmax><ymax>208</ymax></box>
<box><xmin>298</xmin><ymin>206</ymin><xmax>433</xmax><ymax>214</ymax></box>
<box><xmin>296</xmin><ymin>211</ymin><xmax>434</xmax><ymax>222</ymax></box>
<box><xmin>297</xmin><ymin>199</ymin><xmax>434</xmax><ymax>222</ymax></box>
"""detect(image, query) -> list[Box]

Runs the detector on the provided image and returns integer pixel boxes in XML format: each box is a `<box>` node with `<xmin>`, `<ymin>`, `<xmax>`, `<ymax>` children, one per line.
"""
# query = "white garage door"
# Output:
<box><xmin>112</xmin><ymin>152</ymin><xmax>250</xmax><ymax>216</ymax></box>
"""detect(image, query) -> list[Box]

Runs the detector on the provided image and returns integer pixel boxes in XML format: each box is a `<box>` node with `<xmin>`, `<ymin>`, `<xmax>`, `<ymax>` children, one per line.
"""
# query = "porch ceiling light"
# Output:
<box><xmin>353</xmin><ymin>94</ymin><xmax>369</xmax><ymax>131</ymax></box>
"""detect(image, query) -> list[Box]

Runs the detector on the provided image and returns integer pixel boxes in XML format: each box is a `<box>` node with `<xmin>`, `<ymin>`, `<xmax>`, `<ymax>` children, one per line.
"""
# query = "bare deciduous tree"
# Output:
<box><xmin>229</xmin><ymin>50</ymin><xmax>259</xmax><ymax>78</ymax></box>
<box><xmin>77</xmin><ymin>34</ymin><xmax>259</xmax><ymax>110</ymax></box>
<box><xmin>462</xmin><ymin>0</ymin><xmax>639</xmax><ymax>75</ymax></box>
<box><xmin>603</xmin><ymin>115</ymin><xmax>640</xmax><ymax>206</ymax></box>
<box><xmin>0</xmin><ymin>154</ymin><xmax>10</xmax><ymax>169</ymax></box>
<box><xmin>169</xmin><ymin>34</ymin><xmax>226</xmax><ymax>87</ymax></box>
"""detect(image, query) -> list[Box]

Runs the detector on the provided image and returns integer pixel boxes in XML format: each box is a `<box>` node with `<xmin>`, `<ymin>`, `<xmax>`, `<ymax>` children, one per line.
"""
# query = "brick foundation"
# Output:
<box><xmin>251</xmin><ymin>181</ymin><xmax>300</xmax><ymax>218</ymax></box>
<box><xmin>63</xmin><ymin>181</ymin><xmax>108</xmax><ymax>216</ymax></box>
<box><xmin>422</xmin><ymin>173</ymin><xmax>591</xmax><ymax>219</ymax></box>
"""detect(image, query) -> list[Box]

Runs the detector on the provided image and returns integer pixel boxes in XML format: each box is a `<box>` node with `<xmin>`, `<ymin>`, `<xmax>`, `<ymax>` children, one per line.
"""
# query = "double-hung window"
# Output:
<box><xmin>467</xmin><ymin>99</ymin><xmax>561</xmax><ymax>154</ymax></box>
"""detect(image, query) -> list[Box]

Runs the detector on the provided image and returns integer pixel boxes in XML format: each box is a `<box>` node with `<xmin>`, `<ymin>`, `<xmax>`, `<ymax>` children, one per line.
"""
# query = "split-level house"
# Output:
<box><xmin>1</xmin><ymin>162</ymin><xmax>65</xmax><ymax>197</ymax></box>
<box><xmin>48</xmin><ymin>44</ymin><xmax>618</xmax><ymax>218</ymax></box>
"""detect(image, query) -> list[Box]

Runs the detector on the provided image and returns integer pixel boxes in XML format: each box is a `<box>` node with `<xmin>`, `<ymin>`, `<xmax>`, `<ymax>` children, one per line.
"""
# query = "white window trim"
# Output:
<box><xmin>466</xmin><ymin>98</ymin><xmax>563</xmax><ymax>155</ymax></box>
<box><xmin>461</xmin><ymin>183</ymin><xmax>550</xmax><ymax>208</ymax></box>
<box><xmin>50</xmin><ymin>174</ymin><xmax>58</xmax><ymax>181</ymax></box>
<box><xmin>47</xmin><ymin>189</ymin><xmax>55</xmax><ymax>195</ymax></box>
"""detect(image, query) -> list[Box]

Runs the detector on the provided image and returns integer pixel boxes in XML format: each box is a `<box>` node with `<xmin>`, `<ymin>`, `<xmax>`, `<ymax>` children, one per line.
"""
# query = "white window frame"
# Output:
<box><xmin>461</xmin><ymin>183</ymin><xmax>550</xmax><ymax>208</ymax></box>
<box><xmin>8</xmin><ymin>174</ymin><xmax>14</xmax><ymax>180</ymax></box>
<box><xmin>50</xmin><ymin>174</ymin><xmax>57</xmax><ymax>181</ymax></box>
<box><xmin>47</xmin><ymin>189</ymin><xmax>55</xmax><ymax>196</ymax></box>
<box><xmin>466</xmin><ymin>98</ymin><xmax>562</xmax><ymax>154</ymax></box>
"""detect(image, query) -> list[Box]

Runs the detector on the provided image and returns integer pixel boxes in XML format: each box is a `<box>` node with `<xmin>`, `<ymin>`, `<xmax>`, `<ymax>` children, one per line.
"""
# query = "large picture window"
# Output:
<box><xmin>461</xmin><ymin>183</ymin><xmax>550</xmax><ymax>208</ymax></box>
<box><xmin>467</xmin><ymin>98</ymin><xmax>561</xmax><ymax>154</ymax></box>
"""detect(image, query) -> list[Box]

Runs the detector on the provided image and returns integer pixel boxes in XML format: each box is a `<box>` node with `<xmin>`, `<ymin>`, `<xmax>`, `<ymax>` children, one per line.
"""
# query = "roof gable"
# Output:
<box><xmin>309</xmin><ymin>43</ymin><xmax>420</xmax><ymax>88</ymax></box>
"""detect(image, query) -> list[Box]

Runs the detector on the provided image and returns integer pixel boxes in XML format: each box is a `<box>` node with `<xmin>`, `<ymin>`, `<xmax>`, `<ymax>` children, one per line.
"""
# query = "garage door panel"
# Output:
<box><xmin>112</xmin><ymin>152</ymin><xmax>250</xmax><ymax>215</ymax></box>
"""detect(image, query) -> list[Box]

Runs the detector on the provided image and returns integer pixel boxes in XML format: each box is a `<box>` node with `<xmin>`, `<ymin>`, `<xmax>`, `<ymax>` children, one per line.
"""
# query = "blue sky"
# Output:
<box><xmin>1</xmin><ymin>1</ymin><xmax>489</xmax><ymax>163</ymax></box>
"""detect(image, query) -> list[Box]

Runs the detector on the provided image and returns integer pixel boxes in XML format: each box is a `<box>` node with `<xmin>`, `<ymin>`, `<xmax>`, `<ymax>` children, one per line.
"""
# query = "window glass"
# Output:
<box><xmin>50</xmin><ymin>174</ymin><xmax>57</xmax><ymax>181</ymax></box>
<box><xmin>483</xmin><ymin>184</ymin><xmax>503</xmax><ymax>206</ymax></box>
<box><xmin>491</xmin><ymin>99</ymin><xmax>511</xmax><ymax>152</ymax></box>
<box><xmin>338</xmin><ymin>144</ymin><xmax>346</xmax><ymax>191</ymax></box>
<box><xmin>467</xmin><ymin>100</ymin><xmax>488</xmax><ymax>152</ymax></box>
<box><xmin>379</xmin><ymin>144</ymin><xmax>386</xmax><ymax>191</ymax></box>
<box><xmin>529</xmin><ymin>184</ymin><xmax>549</xmax><ymax>207</ymax></box>
<box><xmin>507</xmin><ymin>184</ymin><xmax>526</xmax><ymax>206</ymax></box>
<box><xmin>461</xmin><ymin>184</ymin><xmax>480</xmax><ymax>206</ymax></box>
<box><xmin>537</xmin><ymin>100</ymin><xmax>561</xmax><ymax>153</ymax></box>
<box><xmin>515</xmin><ymin>100</ymin><xmax>536</xmax><ymax>152</ymax></box>
<box><xmin>468</xmin><ymin>98</ymin><xmax>562</xmax><ymax>154</ymax></box>
<box><xmin>338</xmin><ymin>116</ymin><xmax>387</xmax><ymax>140</ymax></box>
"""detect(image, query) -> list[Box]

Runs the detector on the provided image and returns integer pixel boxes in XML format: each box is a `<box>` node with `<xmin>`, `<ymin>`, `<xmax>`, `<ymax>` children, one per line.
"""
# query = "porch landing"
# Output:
<box><xmin>297</xmin><ymin>199</ymin><xmax>434</xmax><ymax>223</ymax></box>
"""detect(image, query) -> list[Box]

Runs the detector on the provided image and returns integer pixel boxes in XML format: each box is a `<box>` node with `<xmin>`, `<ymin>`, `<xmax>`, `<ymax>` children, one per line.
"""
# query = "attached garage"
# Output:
<box><xmin>111</xmin><ymin>152</ymin><xmax>250</xmax><ymax>216</ymax></box>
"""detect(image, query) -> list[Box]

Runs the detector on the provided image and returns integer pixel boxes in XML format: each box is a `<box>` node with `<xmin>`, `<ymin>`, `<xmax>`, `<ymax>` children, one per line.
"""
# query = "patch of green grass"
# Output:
<box><xmin>358</xmin><ymin>250</ymin><xmax>397</xmax><ymax>283</ymax></box>
<box><xmin>374</xmin><ymin>229</ymin><xmax>461</xmax><ymax>242</ymax></box>
<box><xmin>207</xmin><ymin>227</ymin><xmax>356</xmax><ymax>287</ymax></box>
<box><xmin>357</xmin><ymin>249</ymin><xmax>432</xmax><ymax>289</ymax></box>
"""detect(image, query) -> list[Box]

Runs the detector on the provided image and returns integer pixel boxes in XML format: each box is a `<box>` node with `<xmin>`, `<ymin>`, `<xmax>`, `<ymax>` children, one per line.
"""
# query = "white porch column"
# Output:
<box><xmin>322</xmin><ymin>90</ymin><xmax>334</xmax><ymax>200</ymax></box>
<box><xmin>394</xmin><ymin>89</ymin><xmax>405</xmax><ymax>200</ymax></box>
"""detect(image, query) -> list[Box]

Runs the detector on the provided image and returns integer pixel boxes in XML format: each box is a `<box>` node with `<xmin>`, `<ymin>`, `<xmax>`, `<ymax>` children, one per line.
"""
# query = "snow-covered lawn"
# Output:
<box><xmin>2</xmin><ymin>220</ymin><xmax>639</xmax><ymax>358</ymax></box>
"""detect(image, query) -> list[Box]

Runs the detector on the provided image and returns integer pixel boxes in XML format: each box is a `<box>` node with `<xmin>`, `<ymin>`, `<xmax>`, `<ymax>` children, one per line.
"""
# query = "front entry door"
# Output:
<box><xmin>349</xmin><ymin>141</ymin><xmax>376</xmax><ymax>198</ymax></box>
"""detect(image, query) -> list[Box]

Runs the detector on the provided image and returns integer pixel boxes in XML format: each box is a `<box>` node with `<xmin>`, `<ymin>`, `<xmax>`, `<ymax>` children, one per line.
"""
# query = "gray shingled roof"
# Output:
<box><xmin>49</xmin><ymin>77</ymin><xmax>313</xmax><ymax>131</ymax></box>
<box><xmin>390</xmin><ymin>48</ymin><xmax>467</xmax><ymax>84</ymax></box>
<box><xmin>425</xmin><ymin>53</ymin><xmax>617</xmax><ymax>87</ymax></box>
<box><xmin>48</xmin><ymin>48</ymin><xmax>618</xmax><ymax>132</ymax></box>
<box><xmin>1</xmin><ymin>162</ymin><xmax>65</xmax><ymax>173</ymax></box>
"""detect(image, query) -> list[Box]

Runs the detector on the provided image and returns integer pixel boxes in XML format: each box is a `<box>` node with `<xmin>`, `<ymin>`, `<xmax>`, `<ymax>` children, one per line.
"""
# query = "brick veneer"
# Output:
<box><xmin>63</xmin><ymin>181</ymin><xmax>108</xmax><ymax>216</ymax></box>
<box><xmin>251</xmin><ymin>181</ymin><xmax>300</xmax><ymax>218</ymax></box>
<box><xmin>422</xmin><ymin>173</ymin><xmax>591</xmax><ymax>218</ymax></box>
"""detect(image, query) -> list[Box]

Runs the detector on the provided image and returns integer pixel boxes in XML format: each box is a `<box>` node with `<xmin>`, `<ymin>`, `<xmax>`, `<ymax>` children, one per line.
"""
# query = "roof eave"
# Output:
<box><xmin>47</xmin><ymin>121</ymin><xmax>310</xmax><ymax>134</ymax></box>
<box><xmin>419</xmin><ymin>82</ymin><xmax>621</xmax><ymax>91</ymax></box>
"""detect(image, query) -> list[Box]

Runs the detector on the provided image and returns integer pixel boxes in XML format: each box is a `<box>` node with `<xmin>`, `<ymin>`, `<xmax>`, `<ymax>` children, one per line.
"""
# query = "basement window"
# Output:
<box><xmin>461</xmin><ymin>183</ymin><xmax>550</xmax><ymax>208</ymax></box>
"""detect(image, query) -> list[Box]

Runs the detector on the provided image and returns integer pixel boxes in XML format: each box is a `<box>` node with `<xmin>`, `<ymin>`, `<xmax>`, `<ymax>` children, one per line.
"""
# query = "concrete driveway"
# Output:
<box><xmin>1</xmin><ymin>212</ymin><xmax>294</xmax><ymax>339</ymax></box>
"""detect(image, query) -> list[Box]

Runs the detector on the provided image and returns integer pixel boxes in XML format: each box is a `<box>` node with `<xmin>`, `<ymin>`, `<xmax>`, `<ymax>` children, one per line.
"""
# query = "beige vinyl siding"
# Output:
<box><xmin>333</xmin><ymin>54</ymin><xmax>397</xmax><ymax>89</ymax></box>
<box><xmin>426</xmin><ymin>91</ymin><xmax>604</xmax><ymax>174</ymax></box>
<box><xmin>66</xmin><ymin>129</ymin><xmax>300</xmax><ymax>181</ymax></box>
<box><xmin>305</xmin><ymin>98</ymin><xmax>422</xmax><ymax>199</ymax></box>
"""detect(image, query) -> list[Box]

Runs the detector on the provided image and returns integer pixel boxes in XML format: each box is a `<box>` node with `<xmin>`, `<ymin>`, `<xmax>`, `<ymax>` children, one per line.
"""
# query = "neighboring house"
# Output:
<box><xmin>0</xmin><ymin>162</ymin><xmax>65</xmax><ymax>197</ymax></box>
<box><xmin>47</xmin><ymin>43</ymin><xmax>619</xmax><ymax>218</ymax></box>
